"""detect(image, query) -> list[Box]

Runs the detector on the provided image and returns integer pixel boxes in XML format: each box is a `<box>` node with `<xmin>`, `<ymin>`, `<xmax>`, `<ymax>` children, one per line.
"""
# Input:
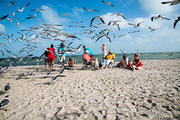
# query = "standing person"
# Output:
<box><xmin>132</xmin><ymin>53</ymin><xmax>143</xmax><ymax>71</ymax></box>
<box><xmin>101</xmin><ymin>43</ymin><xmax>107</xmax><ymax>59</ymax></box>
<box><xmin>58</xmin><ymin>43</ymin><xmax>66</xmax><ymax>65</ymax></box>
<box><xmin>48</xmin><ymin>44</ymin><xmax>55</xmax><ymax>70</ymax></box>
<box><xmin>83</xmin><ymin>45</ymin><xmax>93</xmax><ymax>59</ymax></box>
<box><xmin>44</xmin><ymin>48</ymin><xmax>49</xmax><ymax>67</ymax></box>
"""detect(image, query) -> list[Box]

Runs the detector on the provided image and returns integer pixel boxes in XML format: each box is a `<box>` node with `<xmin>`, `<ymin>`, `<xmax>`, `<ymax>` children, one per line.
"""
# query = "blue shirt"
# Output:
<box><xmin>85</xmin><ymin>48</ymin><xmax>93</xmax><ymax>56</ymax></box>
<box><xmin>59</xmin><ymin>47</ymin><xmax>66</xmax><ymax>56</ymax></box>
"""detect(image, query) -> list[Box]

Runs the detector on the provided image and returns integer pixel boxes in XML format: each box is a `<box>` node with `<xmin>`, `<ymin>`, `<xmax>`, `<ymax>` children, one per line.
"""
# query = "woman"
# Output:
<box><xmin>48</xmin><ymin>44</ymin><xmax>55</xmax><ymax>70</ymax></box>
<box><xmin>101</xmin><ymin>44</ymin><xmax>107</xmax><ymax>59</ymax></box>
<box><xmin>103</xmin><ymin>50</ymin><xmax>115</xmax><ymax>68</ymax></box>
<box><xmin>67</xmin><ymin>57</ymin><xmax>76</xmax><ymax>67</ymax></box>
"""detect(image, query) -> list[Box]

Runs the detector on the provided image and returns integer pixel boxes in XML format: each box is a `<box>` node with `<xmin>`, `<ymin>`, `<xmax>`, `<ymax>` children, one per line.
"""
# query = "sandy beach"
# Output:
<box><xmin>0</xmin><ymin>59</ymin><xmax>180</xmax><ymax>120</ymax></box>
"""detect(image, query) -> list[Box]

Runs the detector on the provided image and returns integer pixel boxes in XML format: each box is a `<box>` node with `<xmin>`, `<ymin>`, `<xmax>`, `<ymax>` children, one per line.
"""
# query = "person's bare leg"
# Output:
<box><xmin>136</xmin><ymin>67</ymin><xmax>143</xmax><ymax>70</ymax></box>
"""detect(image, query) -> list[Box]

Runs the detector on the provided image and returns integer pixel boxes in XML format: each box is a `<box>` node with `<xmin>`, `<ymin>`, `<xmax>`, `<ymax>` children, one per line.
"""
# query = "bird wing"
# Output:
<box><xmin>108</xmin><ymin>21</ymin><xmax>112</xmax><ymax>26</ymax></box>
<box><xmin>174</xmin><ymin>19</ymin><xmax>179</xmax><ymax>29</ymax></box>
<box><xmin>99</xmin><ymin>17</ymin><xmax>105</xmax><ymax>24</ymax></box>
<box><xmin>164</xmin><ymin>17</ymin><xmax>170</xmax><ymax>20</ymax></box>
<box><xmin>121</xmin><ymin>15</ymin><xmax>126</xmax><ymax>20</ymax></box>
<box><xmin>149</xmin><ymin>27</ymin><xmax>152</xmax><ymax>30</ymax></box>
<box><xmin>83</xmin><ymin>7</ymin><xmax>88</xmax><ymax>11</ymax></box>
<box><xmin>0</xmin><ymin>50</ymin><xmax>4</xmax><ymax>56</ymax></box>
<box><xmin>128</xmin><ymin>23</ymin><xmax>136</xmax><ymax>27</ymax></box>
<box><xmin>117</xmin><ymin>24</ymin><xmax>120</xmax><ymax>30</ymax></box>
<box><xmin>106</xmin><ymin>36</ymin><xmax>112</xmax><ymax>42</ymax></box>
<box><xmin>161</xmin><ymin>1</ymin><xmax>171</xmax><ymax>4</ymax></box>
<box><xmin>90</xmin><ymin>17</ymin><xmax>96</xmax><ymax>26</ymax></box>
<box><xmin>24</xmin><ymin>1</ymin><xmax>30</xmax><ymax>9</ymax></box>
<box><xmin>25</xmin><ymin>16</ymin><xmax>33</xmax><ymax>19</ymax></box>
<box><xmin>77</xmin><ymin>44</ymin><xmax>83</xmax><ymax>49</ymax></box>
<box><xmin>151</xmin><ymin>17</ymin><xmax>154</xmax><ymax>21</ymax></box>
<box><xmin>95</xmin><ymin>35</ymin><xmax>104</xmax><ymax>43</ymax></box>
<box><xmin>0</xmin><ymin>15</ymin><xmax>9</xmax><ymax>21</ymax></box>
<box><xmin>68</xmin><ymin>42</ymin><xmax>73</xmax><ymax>48</ymax></box>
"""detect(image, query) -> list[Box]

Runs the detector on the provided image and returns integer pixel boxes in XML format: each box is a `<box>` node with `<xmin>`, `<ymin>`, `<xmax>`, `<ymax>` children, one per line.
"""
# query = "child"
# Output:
<box><xmin>119</xmin><ymin>54</ymin><xmax>128</xmax><ymax>69</ymax></box>
<box><xmin>67</xmin><ymin>57</ymin><xmax>75</xmax><ymax>67</ymax></box>
<box><xmin>91</xmin><ymin>58</ymin><xmax>99</xmax><ymax>70</ymax></box>
<box><xmin>132</xmin><ymin>53</ymin><xmax>143</xmax><ymax>71</ymax></box>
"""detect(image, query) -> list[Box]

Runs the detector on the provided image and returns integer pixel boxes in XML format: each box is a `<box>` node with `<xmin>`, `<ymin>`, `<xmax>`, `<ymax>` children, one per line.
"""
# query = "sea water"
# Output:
<box><xmin>0</xmin><ymin>52</ymin><xmax>180</xmax><ymax>66</ymax></box>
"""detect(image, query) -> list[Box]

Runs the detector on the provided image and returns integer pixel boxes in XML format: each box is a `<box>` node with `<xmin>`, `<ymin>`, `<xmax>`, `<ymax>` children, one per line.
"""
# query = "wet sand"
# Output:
<box><xmin>0</xmin><ymin>59</ymin><xmax>180</xmax><ymax>120</ymax></box>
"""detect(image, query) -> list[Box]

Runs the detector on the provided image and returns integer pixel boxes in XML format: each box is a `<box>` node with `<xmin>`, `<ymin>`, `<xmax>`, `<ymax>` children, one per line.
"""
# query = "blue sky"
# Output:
<box><xmin>0</xmin><ymin>0</ymin><xmax>180</xmax><ymax>57</ymax></box>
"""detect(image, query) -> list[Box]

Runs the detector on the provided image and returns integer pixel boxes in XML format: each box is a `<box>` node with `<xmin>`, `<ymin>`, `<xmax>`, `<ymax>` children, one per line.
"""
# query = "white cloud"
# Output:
<box><xmin>41</xmin><ymin>5</ymin><xmax>68</xmax><ymax>24</ymax></box>
<box><xmin>101</xmin><ymin>12</ymin><xmax>129</xmax><ymax>29</ymax></box>
<box><xmin>98</xmin><ymin>10</ymin><xmax>180</xmax><ymax>53</ymax></box>
<box><xmin>72</xmin><ymin>7</ymin><xmax>84</xmax><ymax>17</ymax></box>
<box><xmin>0</xmin><ymin>24</ymin><xmax>5</xmax><ymax>32</ymax></box>
<box><xmin>138</xmin><ymin>0</ymin><xmax>178</xmax><ymax>15</ymax></box>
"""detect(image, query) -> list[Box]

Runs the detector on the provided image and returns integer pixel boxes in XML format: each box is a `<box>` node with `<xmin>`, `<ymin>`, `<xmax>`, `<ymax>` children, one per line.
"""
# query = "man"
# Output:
<box><xmin>58</xmin><ymin>43</ymin><xmax>66</xmax><ymax>64</ymax></box>
<box><xmin>83</xmin><ymin>45</ymin><xmax>93</xmax><ymax>59</ymax></box>
<box><xmin>82</xmin><ymin>50</ymin><xmax>92</xmax><ymax>65</ymax></box>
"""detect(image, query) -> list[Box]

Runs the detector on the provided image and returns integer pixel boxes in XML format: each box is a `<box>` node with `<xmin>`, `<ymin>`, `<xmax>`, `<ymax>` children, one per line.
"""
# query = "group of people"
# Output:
<box><xmin>42</xmin><ymin>43</ymin><xmax>143</xmax><ymax>71</ymax></box>
<box><xmin>82</xmin><ymin>43</ymin><xmax>143</xmax><ymax>71</ymax></box>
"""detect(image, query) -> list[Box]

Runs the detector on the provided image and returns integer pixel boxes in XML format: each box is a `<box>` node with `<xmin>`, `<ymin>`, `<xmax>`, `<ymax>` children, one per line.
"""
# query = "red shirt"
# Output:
<box><xmin>134</xmin><ymin>59</ymin><xmax>142</xmax><ymax>67</ymax></box>
<box><xmin>83</xmin><ymin>53</ymin><xmax>92</xmax><ymax>63</ymax></box>
<box><xmin>48</xmin><ymin>48</ymin><xmax>55</xmax><ymax>61</ymax></box>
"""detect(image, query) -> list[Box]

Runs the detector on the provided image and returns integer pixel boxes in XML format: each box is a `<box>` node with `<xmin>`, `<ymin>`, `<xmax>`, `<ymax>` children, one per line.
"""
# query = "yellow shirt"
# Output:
<box><xmin>105</xmin><ymin>53</ymin><xmax>115</xmax><ymax>60</ymax></box>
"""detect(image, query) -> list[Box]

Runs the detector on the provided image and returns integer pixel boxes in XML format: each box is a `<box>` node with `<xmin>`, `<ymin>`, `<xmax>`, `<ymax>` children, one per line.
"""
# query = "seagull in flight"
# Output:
<box><xmin>90</xmin><ymin>16</ymin><xmax>105</xmax><ymax>26</ymax></box>
<box><xmin>8</xmin><ymin>0</ymin><xmax>16</xmax><ymax>7</ymax></box>
<box><xmin>149</xmin><ymin>27</ymin><xmax>157</xmax><ymax>32</ymax></box>
<box><xmin>151</xmin><ymin>15</ymin><xmax>170</xmax><ymax>21</ymax></box>
<box><xmin>111</xmin><ymin>13</ymin><xmax>126</xmax><ymax>20</ymax></box>
<box><xmin>30</xmin><ymin>8</ymin><xmax>44</xmax><ymax>13</ymax></box>
<box><xmin>17</xmin><ymin>32</ymin><xmax>28</xmax><ymax>41</ymax></box>
<box><xmin>128</xmin><ymin>22</ymin><xmax>143</xmax><ymax>28</ymax></box>
<box><xmin>25</xmin><ymin>13</ymin><xmax>40</xmax><ymax>21</ymax></box>
<box><xmin>17</xmin><ymin>1</ymin><xmax>30</xmax><ymax>12</ymax></box>
<box><xmin>96</xmin><ymin>31</ymin><xmax>111</xmax><ymax>43</ymax></box>
<box><xmin>174</xmin><ymin>16</ymin><xmax>180</xmax><ymax>28</ymax></box>
<box><xmin>83</xmin><ymin>7</ymin><xmax>99</xmax><ymax>12</ymax></box>
<box><xmin>102</xmin><ymin>0</ymin><xmax>114</xmax><ymax>7</ymax></box>
<box><xmin>161</xmin><ymin>0</ymin><xmax>180</xmax><ymax>5</ymax></box>
<box><xmin>108</xmin><ymin>21</ymin><xmax>121</xmax><ymax>30</ymax></box>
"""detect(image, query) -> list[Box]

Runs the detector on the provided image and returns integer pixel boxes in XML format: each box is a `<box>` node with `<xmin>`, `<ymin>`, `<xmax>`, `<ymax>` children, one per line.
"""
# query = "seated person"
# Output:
<box><xmin>67</xmin><ymin>57</ymin><xmax>76</xmax><ymax>67</ymax></box>
<box><xmin>82</xmin><ymin>50</ymin><xmax>92</xmax><ymax>65</ymax></box>
<box><xmin>127</xmin><ymin>60</ymin><xmax>133</xmax><ymax>69</ymax></box>
<box><xmin>91</xmin><ymin>58</ymin><xmax>99</xmax><ymax>70</ymax></box>
<box><xmin>103</xmin><ymin>50</ymin><xmax>115</xmax><ymax>68</ymax></box>
<box><xmin>132</xmin><ymin>53</ymin><xmax>143</xmax><ymax>71</ymax></box>
<box><xmin>119</xmin><ymin>54</ymin><xmax>128</xmax><ymax>69</ymax></box>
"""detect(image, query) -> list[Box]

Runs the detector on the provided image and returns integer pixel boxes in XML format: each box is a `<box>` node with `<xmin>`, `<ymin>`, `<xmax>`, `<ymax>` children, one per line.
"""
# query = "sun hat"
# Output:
<box><xmin>108</xmin><ymin>50</ymin><xmax>112</xmax><ymax>53</ymax></box>
<box><xmin>85</xmin><ymin>50</ymin><xmax>89</xmax><ymax>53</ymax></box>
<box><xmin>135</xmin><ymin>53</ymin><xmax>140</xmax><ymax>57</ymax></box>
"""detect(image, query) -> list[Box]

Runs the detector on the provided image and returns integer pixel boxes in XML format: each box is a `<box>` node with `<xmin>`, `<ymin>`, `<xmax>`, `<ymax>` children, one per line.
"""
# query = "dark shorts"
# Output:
<box><xmin>90</xmin><ymin>55</ymin><xmax>93</xmax><ymax>59</ymax></box>
<box><xmin>45</xmin><ymin>58</ymin><xmax>48</xmax><ymax>63</ymax></box>
<box><xmin>86</xmin><ymin>61</ymin><xmax>91</xmax><ymax>65</ymax></box>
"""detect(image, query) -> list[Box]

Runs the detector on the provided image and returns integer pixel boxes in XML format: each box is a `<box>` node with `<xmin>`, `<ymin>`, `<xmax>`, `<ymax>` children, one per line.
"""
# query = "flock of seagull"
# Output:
<box><xmin>0</xmin><ymin>0</ymin><xmax>180</xmax><ymax>109</ymax></box>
